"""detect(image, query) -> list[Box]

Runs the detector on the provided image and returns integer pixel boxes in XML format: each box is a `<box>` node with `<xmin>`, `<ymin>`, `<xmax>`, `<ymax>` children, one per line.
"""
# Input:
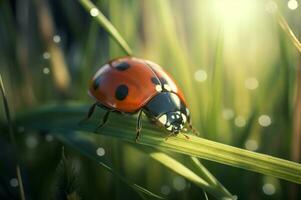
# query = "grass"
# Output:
<box><xmin>0</xmin><ymin>0</ymin><xmax>301</xmax><ymax>199</ymax></box>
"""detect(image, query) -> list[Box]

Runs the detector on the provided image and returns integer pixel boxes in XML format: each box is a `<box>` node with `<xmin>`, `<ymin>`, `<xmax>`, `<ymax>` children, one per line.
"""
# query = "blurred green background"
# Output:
<box><xmin>0</xmin><ymin>0</ymin><xmax>301</xmax><ymax>199</ymax></box>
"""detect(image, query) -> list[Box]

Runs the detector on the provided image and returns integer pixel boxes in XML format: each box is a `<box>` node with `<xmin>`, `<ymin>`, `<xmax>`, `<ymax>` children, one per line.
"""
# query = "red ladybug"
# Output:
<box><xmin>81</xmin><ymin>57</ymin><xmax>194</xmax><ymax>141</ymax></box>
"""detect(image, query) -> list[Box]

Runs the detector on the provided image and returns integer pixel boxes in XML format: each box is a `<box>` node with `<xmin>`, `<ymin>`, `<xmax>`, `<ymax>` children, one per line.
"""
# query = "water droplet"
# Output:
<box><xmin>222</xmin><ymin>109</ymin><xmax>234</xmax><ymax>120</ymax></box>
<box><xmin>25</xmin><ymin>135</ymin><xmax>38</xmax><ymax>149</ymax></box>
<box><xmin>161</xmin><ymin>185</ymin><xmax>171</xmax><ymax>195</ymax></box>
<box><xmin>258</xmin><ymin>115</ymin><xmax>271</xmax><ymax>127</ymax></box>
<box><xmin>45</xmin><ymin>134</ymin><xmax>53</xmax><ymax>142</ymax></box>
<box><xmin>288</xmin><ymin>0</ymin><xmax>298</xmax><ymax>10</ymax></box>
<box><xmin>194</xmin><ymin>70</ymin><xmax>207</xmax><ymax>82</ymax></box>
<box><xmin>43</xmin><ymin>67</ymin><xmax>50</xmax><ymax>74</ymax></box>
<box><xmin>245</xmin><ymin>78</ymin><xmax>259</xmax><ymax>90</ymax></box>
<box><xmin>90</xmin><ymin>8</ymin><xmax>99</xmax><ymax>17</ymax></box>
<box><xmin>235</xmin><ymin>116</ymin><xmax>246</xmax><ymax>127</ymax></box>
<box><xmin>262</xmin><ymin>183</ymin><xmax>276</xmax><ymax>195</ymax></box>
<box><xmin>10</xmin><ymin>178</ymin><xmax>18</xmax><ymax>187</ymax></box>
<box><xmin>43</xmin><ymin>52</ymin><xmax>50</xmax><ymax>59</ymax></box>
<box><xmin>173</xmin><ymin>176</ymin><xmax>186</xmax><ymax>191</ymax></box>
<box><xmin>96</xmin><ymin>147</ymin><xmax>105</xmax><ymax>156</ymax></box>
<box><xmin>245</xmin><ymin>140</ymin><xmax>258</xmax><ymax>151</ymax></box>
<box><xmin>265</xmin><ymin>0</ymin><xmax>278</xmax><ymax>13</ymax></box>
<box><xmin>53</xmin><ymin>35</ymin><xmax>61</xmax><ymax>43</ymax></box>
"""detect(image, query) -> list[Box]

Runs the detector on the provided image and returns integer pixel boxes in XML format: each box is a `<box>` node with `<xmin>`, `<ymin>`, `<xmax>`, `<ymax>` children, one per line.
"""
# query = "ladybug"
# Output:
<box><xmin>81</xmin><ymin>57</ymin><xmax>195</xmax><ymax>141</ymax></box>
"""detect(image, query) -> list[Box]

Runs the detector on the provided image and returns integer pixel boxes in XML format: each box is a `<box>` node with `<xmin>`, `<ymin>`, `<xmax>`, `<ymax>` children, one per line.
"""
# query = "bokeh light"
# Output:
<box><xmin>262</xmin><ymin>183</ymin><xmax>276</xmax><ymax>195</ymax></box>
<box><xmin>288</xmin><ymin>0</ymin><xmax>299</xmax><ymax>10</ymax></box>
<box><xmin>258</xmin><ymin>115</ymin><xmax>272</xmax><ymax>127</ymax></box>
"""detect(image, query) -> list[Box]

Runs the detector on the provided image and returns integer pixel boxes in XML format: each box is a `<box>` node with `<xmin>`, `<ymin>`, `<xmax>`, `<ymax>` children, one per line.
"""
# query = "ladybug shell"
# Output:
<box><xmin>89</xmin><ymin>57</ymin><xmax>186</xmax><ymax>113</ymax></box>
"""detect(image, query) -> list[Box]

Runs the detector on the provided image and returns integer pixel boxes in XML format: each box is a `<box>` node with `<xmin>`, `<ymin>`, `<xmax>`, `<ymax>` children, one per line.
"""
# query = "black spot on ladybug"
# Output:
<box><xmin>160</xmin><ymin>78</ymin><xmax>168</xmax><ymax>85</ymax></box>
<box><xmin>115</xmin><ymin>84</ymin><xmax>129</xmax><ymax>100</ymax></box>
<box><xmin>93</xmin><ymin>76</ymin><xmax>102</xmax><ymax>90</ymax></box>
<box><xmin>151</xmin><ymin>77</ymin><xmax>160</xmax><ymax>85</ymax></box>
<box><xmin>115</xmin><ymin>62</ymin><xmax>130</xmax><ymax>71</ymax></box>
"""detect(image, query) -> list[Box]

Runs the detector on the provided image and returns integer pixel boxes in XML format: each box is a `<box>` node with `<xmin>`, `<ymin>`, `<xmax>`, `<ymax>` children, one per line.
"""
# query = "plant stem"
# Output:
<box><xmin>276</xmin><ymin>11</ymin><xmax>301</xmax><ymax>54</ymax></box>
<box><xmin>78</xmin><ymin>0</ymin><xmax>133</xmax><ymax>56</ymax></box>
<box><xmin>0</xmin><ymin>74</ymin><xmax>26</xmax><ymax>200</ymax></box>
<box><xmin>15</xmin><ymin>104</ymin><xmax>301</xmax><ymax>184</ymax></box>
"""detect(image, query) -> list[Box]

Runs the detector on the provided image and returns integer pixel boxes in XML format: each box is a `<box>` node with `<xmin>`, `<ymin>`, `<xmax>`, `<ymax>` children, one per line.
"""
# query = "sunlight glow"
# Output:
<box><xmin>213</xmin><ymin>0</ymin><xmax>256</xmax><ymax>26</ymax></box>
<box><xmin>288</xmin><ymin>0</ymin><xmax>299</xmax><ymax>10</ymax></box>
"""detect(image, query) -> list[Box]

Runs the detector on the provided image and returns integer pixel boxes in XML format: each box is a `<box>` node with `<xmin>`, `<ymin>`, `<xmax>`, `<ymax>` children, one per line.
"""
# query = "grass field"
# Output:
<box><xmin>0</xmin><ymin>0</ymin><xmax>301</xmax><ymax>199</ymax></box>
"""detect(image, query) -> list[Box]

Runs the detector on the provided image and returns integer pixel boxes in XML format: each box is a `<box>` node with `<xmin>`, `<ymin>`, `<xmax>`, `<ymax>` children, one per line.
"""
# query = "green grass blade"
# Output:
<box><xmin>145</xmin><ymin>151</ymin><xmax>234</xmax><ymax>199</ymax></box>
<box><xmin>0</xmin><ymin>74</ymin><xmax>26</xmax><ymax>200</ymax></box>
<box><xmin>55</xmin><ymin>131</ymin><xmax>164</xmax><ymax>199</ymax></box>
<box><xmin>55</xmin><ymin>129</ymin><xmax>233</xmax><ymax>199</ymax></box>
<box><xmin>15</xmin><ymin>104</ymin><xmax>301</xmax><ymax>184</ymax></box>
<box><xmin>78</xmin><ymin>0</ymin><xmax>132</xmax><ymax>55</ymax></box>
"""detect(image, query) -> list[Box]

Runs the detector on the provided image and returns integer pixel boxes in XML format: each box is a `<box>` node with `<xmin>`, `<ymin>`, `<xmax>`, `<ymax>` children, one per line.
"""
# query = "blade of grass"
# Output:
<box><xmin>146</xmin><ymin>151</ymin><xmax>234</xmax><ymax>199</ymax></box>
<box><xmin>54</xmin><ymin>131</ymin><xmax>163</xmax><ymax>200</ymax></box>
<box><xmin>15</xmin><ymin>103</ymin><xmax>301</xmax><ymax>184</ymax></box>
<box><xmin>78</xmin><ymin>0</ymin><xmax>132</xmax><ymax>56</ymax></box>
<box><xmin>276</xmin><ymin>11</ymin><xmax>301</xmax><ymax>53</ymax></box>
<box><xmin>54</xmin><ymin>129</ymin><xmax>233</xmax><ymax>199</ymax></box>
<box><xmin>0</xmin><ymin>74</ymin><xmax>26</xmax><ymax>200</ymax></box>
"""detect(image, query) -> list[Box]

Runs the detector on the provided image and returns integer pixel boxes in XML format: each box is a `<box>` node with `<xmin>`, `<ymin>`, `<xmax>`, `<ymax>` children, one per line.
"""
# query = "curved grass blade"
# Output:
<box><xmin>78</xmin><ymin>0</ymin><xmax>132</xmax><ymax>56</ymax></box>
<box><xmin>54</xmin><ymin>131</ymin><xmax>164</xmax><ymax>200</ymax></box>
<box><xmin>275</xmin><ymin>11</ymin><xmax>301</xmax><ymax>53</ymax></box>
<box><xmin>15</xmin><ymin>103</ymin><xmax>301</xmax><ymax>184</ymax></box>
<box><xmin>0</xmin><ymin>74</ymin><xmax>26</xmax><ymax>200</ymax></box>
<box><xmin>144</xmin><ymin>150</ymin><xmax>234</xmax><ymax>199</ymax></box>
<box><xmin>55</xmin><ymin>130</ymin><xmax>233</xmax><ymax>199</ymax></box>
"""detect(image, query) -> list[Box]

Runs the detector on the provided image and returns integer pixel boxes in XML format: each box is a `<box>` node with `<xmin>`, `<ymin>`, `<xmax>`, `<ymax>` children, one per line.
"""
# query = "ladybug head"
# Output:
<box><xmin>158</xmin><ymin>111</ymin><xmax>187</xmax><ymax>134</ymax></box>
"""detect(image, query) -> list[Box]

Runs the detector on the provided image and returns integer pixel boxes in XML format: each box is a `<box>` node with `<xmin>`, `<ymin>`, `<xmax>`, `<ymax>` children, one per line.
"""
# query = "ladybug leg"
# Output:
<box><xmin>79</xmin><ymin>102</ymin><xmax>97</xmax><ymax>125</ymax></box>
<box><xmin>135</xmin><ymin>110</ymin><xmax>143</xmax><ymax>142</ymax></box>
<box><xmin>165</xmin><ymin>132</ymin><xmax>175</xmax><ymax>141</ymax></box>
<box><xmin>95</xmin><ymin>111</ymin><xmax>111</xmax><ymax>132</ymax></box>
<box><xmin>180</xmin><ymin>133</ymin><xmax>190</xmax><ymax>140</ymax></box>
<box><xmin>188</xmin><ymin>119</ymin><xmax>199</xmax><ymax>136</ymax></box>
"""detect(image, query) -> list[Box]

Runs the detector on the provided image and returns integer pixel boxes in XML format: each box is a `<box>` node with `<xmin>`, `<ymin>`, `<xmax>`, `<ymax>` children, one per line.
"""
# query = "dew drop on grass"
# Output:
<box><xmin>172</xmin><ymin>176</ymin><xmax>186</xmax><ymax>191</ymax></box>
<box><xmin>96</xmin><ymin>147</ymin><xmax>105</xmax><ymax>156</ymax></box>
<box><xmin>245</xmin><ymin>139</ymin><xmax>258</xmax><ymax>151</ymax></box>
<box><xmin>222</xmin><ymin>108</ymin><xmax>234</xmax><ymax>120</ymax></box>
<box><xmin>53</xmin><ymin>35</ymin><xmax>61</xmax><ymax>43</ymax></box>
<box><xmin>26</xmin><ymin>135</ymin><xmax>38</xmax><ymax>149</ymax></box>
<box><xmin>90</xmin><ymin>8</ymin><xmax>99</xmax><ymax>17</ymax></box>
<box><xmin>262</xmin><ymin>183</ymin><xmax>276</xmax><ymax>195</ymax></box>
<box><xmin>258</xmin><ymin>115</ymin><xmax>271</xmax><ymax>127</ymax></box>
<box><xmin>45</xmin><ymin>134</ymin><xmax>53</xmax><ymax>142</ymax></box>
<box><xmin>194</xmin><ymin>70</ymin><xmax>207</xmax><ymax>82</ymax></box>
<box><xmin>43</xmin><ymin>52</ymin><xmax>50</xmax><ymax>59</ymax></box>
<box><xmin>161</xmin><ymin>185</ymin><xmax>171</xmax><ymax>195</ymax></box>
<box><xmin>234</xmin><ymin>116</ymin><xmax>246</xmax><ymax>127</ymax></box>
<box><xmin>43</xmin><ymin>67</ymin><xmax>50</xmax><ymax>74</ymax></box>
<box><xmin>245</xmin><ymin>77</ymin><xmax>259</xmax><ymax>90</ymax></box>
<box><xmin>265</xmin><ymin>0</ymin><xmax>277</xmax><ymax>13</ymax></box>
<box><xmin>9</xmin><ymin>178</ymin><xmax>18</xmax><ymax>187</ymax></box>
